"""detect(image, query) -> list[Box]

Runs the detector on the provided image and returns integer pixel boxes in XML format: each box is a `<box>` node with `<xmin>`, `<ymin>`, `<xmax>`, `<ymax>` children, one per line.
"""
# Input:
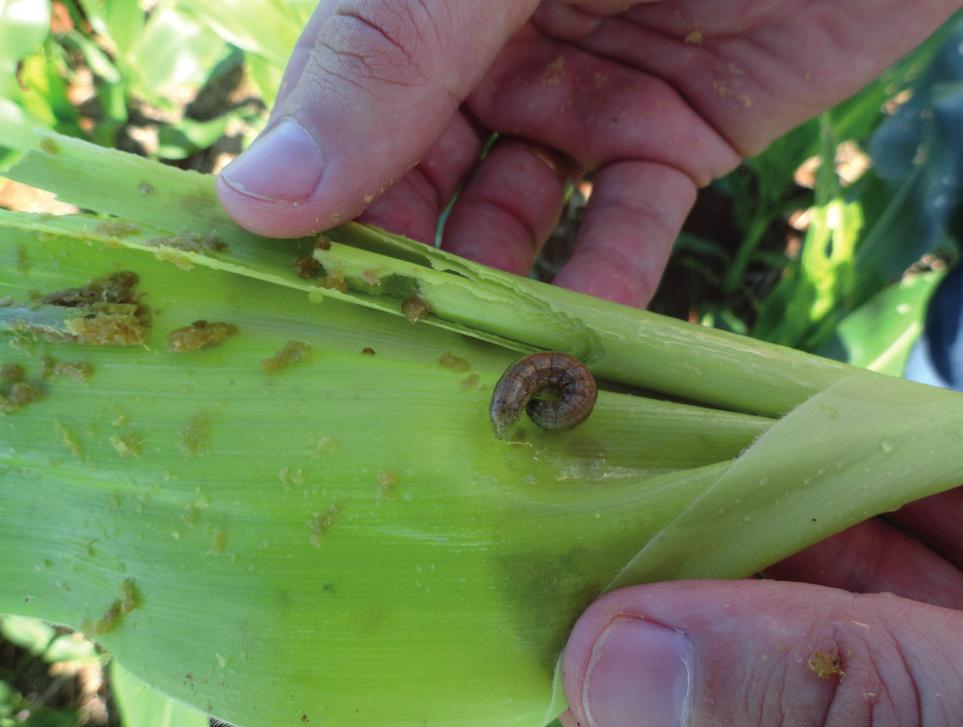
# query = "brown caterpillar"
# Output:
<box><xmin>489</xmin><ymin>352</ymin><xmax>597</xmax><ymax>439</ymax></box>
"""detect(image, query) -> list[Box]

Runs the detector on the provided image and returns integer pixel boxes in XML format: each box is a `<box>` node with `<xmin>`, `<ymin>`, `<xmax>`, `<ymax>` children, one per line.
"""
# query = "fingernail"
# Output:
<box><xmin>220</xmin><ymin>119</ymin><xmax>323</xmax><ymax>203</ymax></box>
<box><xmin>582</xmin><ymin>617</ymin><xmax>692</xmax><ymax>727</ymax></box>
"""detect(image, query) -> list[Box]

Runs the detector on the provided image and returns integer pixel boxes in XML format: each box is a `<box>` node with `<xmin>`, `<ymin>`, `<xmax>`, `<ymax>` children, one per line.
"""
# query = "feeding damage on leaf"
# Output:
<box><xmin>145</xmin><ymin>231</ymin><xmax>227</xmax><ymax>254</ymax></box>
<box><xmin>401</xmin><ymin>295</ymin><xmax>431</xmax><ymax>323</ymax></box>
<box><xmin>0</xmin><ymin>381</ymin><xmax>43</xmax><ymax>414</ymax></box>
<box><xmin>262</xmin><ymin>340</ymin><xmax>312</xmax><ymax>373</ymax></box>
<box><xmin>4</xmin><ymin>271</ymin><xmax>151</xmax><ymax>346</ymax></box>
<box><xmin>90</xmin><ymin>578</ymin><xmax>141</xmax><ymax>635</ymax></box>
<box><xmin>167</xmin><ymin>320</ymin><xmax>238</xmax><ymax>352</ymax></box>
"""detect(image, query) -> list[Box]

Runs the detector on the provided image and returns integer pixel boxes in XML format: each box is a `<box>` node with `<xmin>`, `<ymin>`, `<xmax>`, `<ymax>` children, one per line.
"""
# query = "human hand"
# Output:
<box><xmin>557</xmin><ymin>487</ymin><xmax>963</xmax><ymax>726</ymax></box>
<box><xmin>217</xmin><ymin>0</ymin><xmax>958</xmax><ymax>307</ymax></box>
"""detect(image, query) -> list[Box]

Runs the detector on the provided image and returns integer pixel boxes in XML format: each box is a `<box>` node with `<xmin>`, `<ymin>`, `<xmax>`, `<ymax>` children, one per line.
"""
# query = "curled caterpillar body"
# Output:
<box><xmin>489</xmin><ymin>352</ymin><xmax>597</xmax><ymax>439</ymax></box>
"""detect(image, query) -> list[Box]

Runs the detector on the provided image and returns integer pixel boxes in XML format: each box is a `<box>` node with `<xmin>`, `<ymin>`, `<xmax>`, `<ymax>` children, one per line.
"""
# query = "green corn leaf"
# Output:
<box><xmin>817</xmin><ymin>270</ymin><xmax>946</xmax><ymax>374</ymax></box>
<box><xmin>112</xmin><ymin>661</ymin><xmax>209</xmax><ymax>727</ymax></box>
<box><xmin>1</xmin><ymin>115</ymin><xmax>962</xmax><ymax>727</ymax></box>
<box><xmin>75</xmin><ymin>0</ymin><xmax>145</xmax><ymax>63</ymax></box>
<box><xmin>0</xmin><ymin>0</ymin><xmax>49</xmax><ymax>71</ymax></box>
<box><xmin>61</xmin><ymin>29</ymin><xmax>121</xmax><ymax>83</ymax></box>
<box><xmin>156</xmin><ymin>112</ymin><xmax>243</xmax><ymax>160</ymax></box>
<box><xmin>753</xmin><ymin>116</ymin><xmax>863</xmax><ymax>348</ymax></box>
<box><xmin>177</xmin><ymin>0</ymin><xmax>303</xmax><ymax>69</ymax></box>
<box><xmin>125</xmin><ymin>6</ymin><xmax>231</xmax><ymax>106</ymax></box>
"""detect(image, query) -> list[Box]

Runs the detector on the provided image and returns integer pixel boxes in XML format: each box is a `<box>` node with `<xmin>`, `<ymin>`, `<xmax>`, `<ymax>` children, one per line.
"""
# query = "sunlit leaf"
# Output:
<box><xmin>125</xmin><ymin>6</ymin><xmax>230</xmax><ymax>105</ymax></box>
<box><xmin>817</xmin><ymin>270</ymin><xmax>946</xmax><ymax>374</ymax></box>
<box><xmin>0</xmin><ymin>0</ymin><xmax>50</xmax><ymax>63</ymax></box>
<box><xmin>178</xmin><ymin>0</ymin><xmax>302</xmax><ymax>69</ymax></box>
<box><xmin>156</xmin><ymin>112</ymin><xmax>241</xmax><ymax>160</ymax></box>
<box><xmin>0</xmin><ymin>615</ymin><xmax>54</xmax><ymax>657</ymax></box>
<box><xmin>112</xmin><ymin>662</ymin><xmax>209</xmax><ymax>727</ymax></box>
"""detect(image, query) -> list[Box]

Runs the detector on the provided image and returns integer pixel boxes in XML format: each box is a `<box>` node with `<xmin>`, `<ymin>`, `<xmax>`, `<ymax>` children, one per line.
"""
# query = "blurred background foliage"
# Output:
<box><xmin>1</xmin><ymin>1</ymin><xmax>961</xmax><ymax>725</ymax></box>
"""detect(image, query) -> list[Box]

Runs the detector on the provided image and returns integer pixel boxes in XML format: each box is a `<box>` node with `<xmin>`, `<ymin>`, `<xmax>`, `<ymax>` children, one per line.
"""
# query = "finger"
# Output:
<box><xmin>440</xmin><ymin>140</ymin><xmax>573</xmax><ymax>274</ymax></box>
<box><xmin>764</xmin><ymin>518</ymin><xmax>963</xmax><ymax>610</ymax></box>
<box><xmin>888</xmin><ymin>487</ymin><xmax>963</xmax><ymax>569</ymax></box>
<box><xmin>562</xmin><ymin>580</ymin><xmax>963</xmax><ymax>727</ymax></box>
<box><xmin>532</xmin><ymin>0</ymin><xmax>656</xmax><ymax>44</ymax></box>
<box><xmin>552</xmin><ymin>161</ymin><xmax>695</xmax><ymax>307</ymax></box>
<box><xmin>531</xmin><ymin>3</ymin><xmax>606</xmax><ymax>40</ymax></box>
<box><xmin>467</xmin><ymin>39</ymin><xmax>740</xmax><ymax>183</ymax></box>
<box><xmin>357</xmin><ymin>110</ymin><xmax>484</xmax><ymax>244</ymax></box>
<box><xmin>217</xmin><ymin>0</ymin><xmax>539</xmax><ymax>238</ymax></box>
<box><xmin>557</xmin><ymin>709</ymin><xmax>579</xmax><ymax>727</ymax></box>
<box><xmin>585</xmin><ymin>1</ymin><xmax>963</xmax><ymax>156</ymax></box>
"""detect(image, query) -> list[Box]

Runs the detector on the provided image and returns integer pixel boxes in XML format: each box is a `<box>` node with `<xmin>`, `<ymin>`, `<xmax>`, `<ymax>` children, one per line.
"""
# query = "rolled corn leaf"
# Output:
<box><xmin>1</xmin><ymin>111</ymin><xmax>962</xmax><ymax>726</ymax></box>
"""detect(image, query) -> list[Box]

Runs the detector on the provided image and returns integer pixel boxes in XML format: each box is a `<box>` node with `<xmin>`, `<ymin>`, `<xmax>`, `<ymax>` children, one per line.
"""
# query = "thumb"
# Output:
<box><xmin>560</xmin><ymin>580</ymin><xmax>963</xmax><ymax>727</ymax></box>
<box><xmin>217</xmin><ymin>0</ymin><xmax>537</xmax><ymax>238</ymax></box>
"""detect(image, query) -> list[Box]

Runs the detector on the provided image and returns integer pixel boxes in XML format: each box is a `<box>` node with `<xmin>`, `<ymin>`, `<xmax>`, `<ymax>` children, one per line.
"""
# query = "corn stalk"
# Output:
<box><xmin>1</xmin><ymin>102</ymin><xmax>962</xmax><ymax>726</ymax></box>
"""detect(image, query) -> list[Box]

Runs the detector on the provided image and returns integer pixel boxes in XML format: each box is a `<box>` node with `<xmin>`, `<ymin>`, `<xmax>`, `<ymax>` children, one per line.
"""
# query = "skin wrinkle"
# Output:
<box><xmin>794</xmin><ymin>7</ymin><xmax>885</xmax><ymax>82</ymax></box>
<box><xmin>553</xmin><ymin>160</ymin><xmax>693</xmax><ymax>304</ymax></box>
<box><xmin>850</xmin><ymin>624</ymin><xmax>899</xmax><ymax>727</ymax></box>
<box><xmin>422</xmin><ymin>112</ymin><xmax>484</xmax><ymax>189</ymax></box>
<box><xmin>588</xmin><ymin>167</ymin><xmax>679</xmax><ymax>241</ymax></box>
<box><xmin>442</xmin><ymin>140</ymin><xmax>569</xmax><ymax>270</ymax></box>
<box><xmin>707</xmin><ymin>10</ymin><xmax>871</xmax><ymax>116</ymax></box>
<box><xmin>464</xmin><ymin>197</ymin><xmax>540</xmax><ymax>257</ymax></box>
<box><xmin>319</xmin><ymin>20</ymin><xmax>428</xmax><ymax>90</ymax></box>
<box><xmin>878</xmin><ymin>620</ymin><xmax>923</xmax><ymax>727</ymax></box>
<box><xmin>571</xmin><ymin>19</ymin><xmax>783</xmax><ymax>157</ymax></box>
<box><xmin>622</xmin><ymin>0</ymin><xmax>854</xmax><ymax>37</ymax></box>
<box><xmin>468</xmin><ymin>42</ymin><xmax>738</xmax><ymax>188</ymax></box>
<box><xmin>361</xmin><ymin>164</ymin><xmax>441</xmax><ymax>242</ymax></box>
<box><xmin>583</xmin><ymin>1</ymin><xmax>956</xmax><ymax>156</ymax></box>
<box><xmin>597</xmin><ymin>72</ymin><xmax>741</xmax><ymax>185</ymax></box>
<box><xmin>872</xmin><ymin>664</ymin><xmax>900</xmax><ymax>726</ymax></box>
<box><xmin>823</xmin><ymin>621</ymin><xmax>861</xmax><ymax>727</ymax></box>
<box><xmin>483</xmin><ymin>179</ymin><xmax>555</xmax><ymax>252</ymax></box>
<box><xmin>335</xmin><ymin>7</ymin><xmax>422</xmax><ymax>71</ymax></box>
<box><xmin>562</xmin><ymin>245</ymin><xmax>652</xmax><ymax>306</ymax></box>
<box><xmin>570</xmin><ymin>236</ymin><xmax>650</xmax><ymax>299</ymax></box>
<box><xmin>574</xmin><ymin>163</ymin><xmax>690</xmax><ymax>255</ymax></box>
<box><xmin>307</xmin><ymin>47</ymin><xmax>378</xmax><ymax>98</ymax></box>
<box><xmin>400</xmin><ymin>164</ymin><xmax>445</xmax><ymax>212</ymax></box>
<box><xmin>364</xmin><ymin>111</ymin><xmax>484</xmax><ymax>236</ymax></box>
<box><xmin>837</xmin><ymin>525</ymin><xmax>887</xmax><ymax>596</ymax></box>
<box><xmin>404</xmin><ymin>0</ymin><xmax>445</xmax><ymax>54</ymax></box>
<box><xmin>533</xmin><ymin>3</ymin><xmax>606</xmax><ymax>40</ymax></box>
<box><xmin>808</xmin><ymin>631</ymin><xmax>845</xmax><ymax>727</ymax></box>
<box><xmin>823</xmin><ymin>606</ymin><xmax>945</xmax><ymax>727</ymax></box>
<box><xmin>775</xmin><ymin>663</ymin><xmax>793</xmax><ymax>727</ymax></box>
<box><xmin>751</xmin><ymin>642</ymin><xmax>786</xmax><ymax>727</ymax></box>
<box><xmin>766</xmin><ymin>607</ymin><xmax>840</xmax><ymax>727</ymax></box>
<box><xmin>931</xmin><ymin>640</ymin><xmax>963</xmax><ymax>719</ymax></box>
<box><xmin>622</xmin><ymin>1</ymin><xmax>779</xmax><ymax>38</ymax></box>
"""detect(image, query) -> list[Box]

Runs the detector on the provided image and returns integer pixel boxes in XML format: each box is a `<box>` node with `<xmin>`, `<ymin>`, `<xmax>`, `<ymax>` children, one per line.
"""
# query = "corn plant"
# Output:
<box><xmin>2</xmin><ymin>97</ymin><xmax>962</xmax><ymax>726</ymax></box>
